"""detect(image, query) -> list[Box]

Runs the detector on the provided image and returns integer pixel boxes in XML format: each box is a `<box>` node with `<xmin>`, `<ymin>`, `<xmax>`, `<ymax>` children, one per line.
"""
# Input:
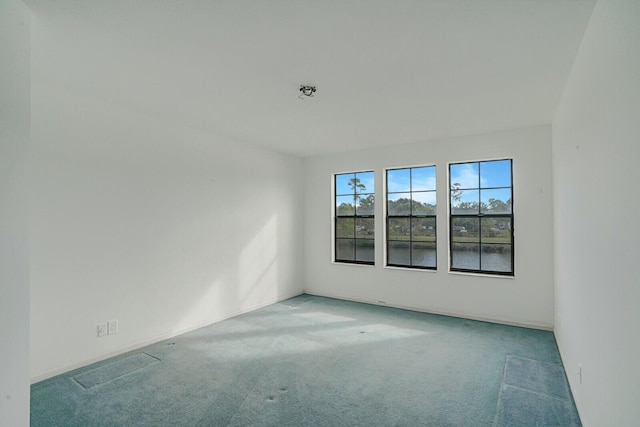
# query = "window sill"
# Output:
<box><xmin>448</xmin><ymin>270</ymin><xmax>515</xmax><ymax>279</ymax></box>
<box><xmin>383</xmin><ymin>265</ymin><xmax>438</xmax><ymax>273</ymax></box>
<box><xmin>332</xmin><ymin>261</ymin><xmax>376</xmax><ymax>268</ymax></box>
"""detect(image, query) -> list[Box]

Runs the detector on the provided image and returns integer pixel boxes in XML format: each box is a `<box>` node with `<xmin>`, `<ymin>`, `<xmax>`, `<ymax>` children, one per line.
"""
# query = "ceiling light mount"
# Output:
<box><xmin>299</xmin><ymin>85</ymin><xmax>316</xmax><ymax>98</ymax></box>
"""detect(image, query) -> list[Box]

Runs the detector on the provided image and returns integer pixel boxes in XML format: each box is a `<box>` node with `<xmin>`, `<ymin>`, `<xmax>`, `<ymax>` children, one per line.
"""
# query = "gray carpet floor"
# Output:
<box><xmin>31</xmin><ymin>294</ymin><xmax>580</xmax><ymax>426</ymax></box>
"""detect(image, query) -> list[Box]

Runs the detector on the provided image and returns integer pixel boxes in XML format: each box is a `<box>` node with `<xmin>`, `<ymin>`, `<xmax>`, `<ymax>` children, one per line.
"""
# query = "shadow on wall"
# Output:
<box><xmin>238</xmin><ymin>214</ymin><xmax>279</xmax><ymax>304</ymax></box>
<box><xmin>176</xmin><ymin>214</ymin><xmax>281</xmax><ymax>331</ymax></box>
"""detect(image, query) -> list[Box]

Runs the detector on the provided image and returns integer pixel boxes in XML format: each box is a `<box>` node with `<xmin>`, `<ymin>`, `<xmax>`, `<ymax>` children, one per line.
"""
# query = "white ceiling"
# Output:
<box><xmin>27</xmin><ymin>0</ymin><xmax>596</xmax><ymax>157</ymax></box>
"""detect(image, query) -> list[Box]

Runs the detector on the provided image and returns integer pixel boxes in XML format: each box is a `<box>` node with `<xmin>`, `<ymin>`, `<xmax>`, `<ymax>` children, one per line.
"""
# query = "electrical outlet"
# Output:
<box><xmin>107</xmin><ymin>319</ymin><xmax>118</xmax><ymax>335</ymax></box>
<box><xmin>97</xmin><ymin>323</ymin><xmax>107</xmax><ymax>337</ymax></box>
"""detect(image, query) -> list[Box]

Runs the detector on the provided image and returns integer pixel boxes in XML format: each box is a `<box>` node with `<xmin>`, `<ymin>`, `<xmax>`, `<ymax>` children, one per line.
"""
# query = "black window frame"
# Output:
<box><xmin>385</xmin><ymin>165</ymin><xmax>437</xmax><ymax>270</ymax></box>
<box><xmin>448</xmin><ymin>159</ymin><xmax>514</xmax><ymax>276</ymax></box>
<box><xmin>334</xmin><ymin>171</ymin><xmax>375</xmax><ymax>265</ymax></box>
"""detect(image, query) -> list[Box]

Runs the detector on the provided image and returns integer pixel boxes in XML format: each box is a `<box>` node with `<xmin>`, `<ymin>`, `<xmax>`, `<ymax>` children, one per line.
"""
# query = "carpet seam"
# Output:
<box><xmin>71</xmin><ymin>352</ymin><xmax>161</xmax><ymax>390</ymax></box>
<box><xmin>491</xmin><ymin>355</ymin><xmax>510</xmax><ymax>427</ymax></box>
<box><xmin>500</xmin><ymin>383</ymin><xmax>571</xmax><ymax>403</ymax></box>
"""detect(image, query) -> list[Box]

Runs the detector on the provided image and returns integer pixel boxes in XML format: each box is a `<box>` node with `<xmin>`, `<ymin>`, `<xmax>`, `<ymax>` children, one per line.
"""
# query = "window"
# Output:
<box><xmin>386</xmin><ymin>166</ymin><xmax>437</xmax><ymax>269</ymax></box>
<box><xmin>334</xmin><ymin>171</ymin><xmax>375</xmax><ymax>264</ymax></box>
<box><xmin>449</xmin><ymin>159</ymin><xmax>513</xmax><ymax>275</ymax></box>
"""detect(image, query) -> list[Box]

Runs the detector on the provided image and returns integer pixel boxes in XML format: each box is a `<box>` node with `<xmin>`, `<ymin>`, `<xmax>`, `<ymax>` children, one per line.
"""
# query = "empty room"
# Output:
<box><xmin>1</xmin><ymin>0</ymin><xmax>638</xmax><ymax>426</ymax></box>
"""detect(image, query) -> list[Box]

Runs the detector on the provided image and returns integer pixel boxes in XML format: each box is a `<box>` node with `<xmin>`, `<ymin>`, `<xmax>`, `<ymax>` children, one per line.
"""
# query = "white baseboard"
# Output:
<box><xmin>303</xmin><ymin>290</ymin><xmax>554</xmax><ymax>331</ymax></box>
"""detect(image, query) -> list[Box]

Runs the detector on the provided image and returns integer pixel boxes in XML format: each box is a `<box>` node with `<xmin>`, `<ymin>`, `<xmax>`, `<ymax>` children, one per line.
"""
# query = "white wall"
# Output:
<box><xmin>304</xmin><ymin>125</ymin><xmax>554</xmax><ymax>329</ymax></box>
<box><xmin>30</xmin><ymin>32</ymin><xmax>304</xmax><ymax>380</ymax></box>
<box><xmin>0</xmin><ymin>0</ymin><xmax>31</xmax><ymax>425</ymax></box>
<box><xmin>552</xmin><ymin>0</ymin><xmax>640</xmax><ymax>425</ymax></box>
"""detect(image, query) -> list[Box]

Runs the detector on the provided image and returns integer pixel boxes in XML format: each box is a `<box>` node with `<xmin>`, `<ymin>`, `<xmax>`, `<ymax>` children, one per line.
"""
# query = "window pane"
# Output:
<box><xmin>412</xmin><ymin>192</ymin><xmax>436</xmax><ymax>215</ymax></box>
<box><xmin>480</xmin><ymin>244</ymin><xmax>512</xmax><ymax>272</ymax></box>
<box><xmin>412</xmin><ymin>166</ymin><xmax>436</xmax><ymax>191</ymax></box>
<box><xmin>450</xmin><ymin>163</ymin><xmax>479</xmax><ymax>189</ymax></box>
<box><xmin>335</xmin><ymin>170</ymin><xmax>375</xmax><ymax>265</ymax></box>
<box><xmin>336</xmin><ymin>217</ymin><xmax>354</xmax><ymax>238</ymax></box>
<box><xmin>387</xmin><ymin>168</ymin><xmax>410</xmax><ymax>193</ymax></box>
<box><xmin>388</xmin><ymin>241</ymin><xmax>410</xmax><ymax>265</ymax></box>
<box><xmin>386</xmin><ymin>166</ymin><xmax>437</xmax><ymax>270</ymax></box>
<box><xmin>388</xmin><ymin>218</ymin><xmax>410</xmax><ymax>240</ymax></box>
<box><xmin>451</xmin><ymin>217</ymin><xmax>479</xmax><ymax>242</ymax></box>
<box><xmin>480</xmin><ymin>160</ymin><xmax>511</xmax><ymax>188</ymax></box>
<box><xmin>336</xmin><ymin>239</ymin><xmax>355</xmax><ymax>261</ymax></box>
<box><xmin>335</xmin><ymin>174</ymin><xmax>355</xmax><ymax>195</ymax></box>
<box><xmin>336</xmin><ymin>195</ymin><xmax>355</xmax><ymax>216</ymax></box>
<box><xmin>356</xmin><ymin>218</ymin><xmax>374</xmax><ymax>239</ymax></box>
<box><xmin>412</xmin><ymin>217</ymin><xmax>436</xmax><ymax>241</ymax></box>
<box><xmin>481</xmin><ymin>217</ymin><xmax>512</xmax><ymax>243</ymax></box>
<box><xmin>449</xmin><ymin>159</ymin><xmax>513</xmax><ymax>275</ymax></box>
<box><xmin>355</xmin><ymin>239</ymin><xmax>375</xmax><ymax>262</ymax></box>
<box><xmin>388</xmin><ymin>193</ymin><xmax>411</xmax><ymax>215</ymax></box>
<box><xmin>451</xmin><ymin>189</ymin><xmax>479</xmax><ymax>214</ymax></box>
<box><xmin>356</xmin><ymin>195</ymin><xmax>375</xmax><ymax>216</ymax></box>
<box><xmin>412</xmin><ymin>242</ymin><xmax>436</xmax><ymax>268</ymax></box>
<box><xmin>480</xmin><ymin>189</ymin><xmax>512</xmax><ymax>214</ymax></box>
<box><xmin>355</xmin><ymin>171</ymin><xmax>374</xmax><ymax>194</ymax></box>
<box><xmin>451</xmin><ymin>243</ymin><xmax>479</xmax><ymax>270</ymax></box>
